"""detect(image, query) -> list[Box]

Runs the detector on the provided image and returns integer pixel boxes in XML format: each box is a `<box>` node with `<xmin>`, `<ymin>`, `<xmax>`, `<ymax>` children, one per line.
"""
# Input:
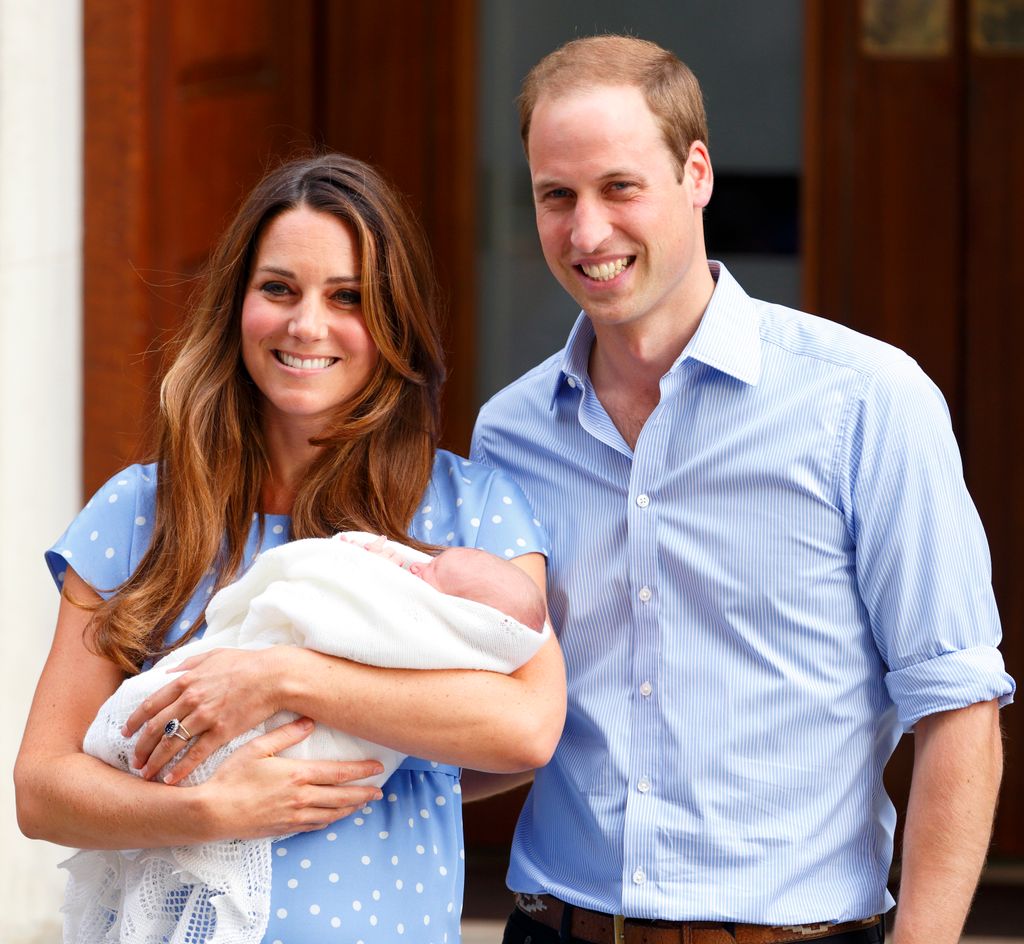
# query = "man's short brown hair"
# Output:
<box><xmin>517</xmin><ymin>35</ymin><xmax>708</xmax><ymax>176</ymax></box>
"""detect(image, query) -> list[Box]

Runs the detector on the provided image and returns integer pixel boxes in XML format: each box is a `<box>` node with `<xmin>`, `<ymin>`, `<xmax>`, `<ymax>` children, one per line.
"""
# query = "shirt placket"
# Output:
<box><xmin>618</xmin><ymin>368</ymin><xmax>682</xmax><ymax>913</ymax></box>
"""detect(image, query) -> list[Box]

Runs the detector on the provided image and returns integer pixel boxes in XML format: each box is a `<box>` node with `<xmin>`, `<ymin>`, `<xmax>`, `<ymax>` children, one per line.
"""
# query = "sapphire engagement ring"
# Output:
<box><xmin>163</xmin><ymin>718</ymin><xmax>192</xmax><ymax>742</ymax></box>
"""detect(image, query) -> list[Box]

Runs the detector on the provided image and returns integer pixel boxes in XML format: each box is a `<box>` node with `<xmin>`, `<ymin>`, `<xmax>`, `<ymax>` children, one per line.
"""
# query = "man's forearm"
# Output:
<box><xmin>892</xmin><ymin>699</ymin><xmax>1003</xmax><ymax>944</ymax></box>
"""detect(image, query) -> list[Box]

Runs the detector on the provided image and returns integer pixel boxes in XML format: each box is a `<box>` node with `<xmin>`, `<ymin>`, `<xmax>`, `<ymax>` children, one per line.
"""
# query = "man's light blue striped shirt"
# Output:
<box><xmin>471</xmin><ymin>262</ymin><xmax>1014</xmax><ymax>924</ymax></box>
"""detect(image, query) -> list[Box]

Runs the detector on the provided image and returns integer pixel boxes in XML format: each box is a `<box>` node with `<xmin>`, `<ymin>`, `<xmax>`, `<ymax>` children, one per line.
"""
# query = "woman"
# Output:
<box><xmin>15</xmin><ymin>153</ymin><xmax>565</xmax><ymax>943</ymax></box>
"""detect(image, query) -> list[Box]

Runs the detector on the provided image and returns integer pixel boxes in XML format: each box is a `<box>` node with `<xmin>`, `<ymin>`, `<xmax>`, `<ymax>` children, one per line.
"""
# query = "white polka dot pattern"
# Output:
<box><xmin>44</xmin><ymin>453</ymin><xmax>549</xmax><ymax>943</ymax></box>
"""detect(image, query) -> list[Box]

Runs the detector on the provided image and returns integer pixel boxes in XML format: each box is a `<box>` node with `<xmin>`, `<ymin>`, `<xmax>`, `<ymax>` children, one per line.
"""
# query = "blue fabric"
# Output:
<box><xmin>47</xmin><ymin>450</ymin><xmax>548</xmax><ymax>943</ymax></box>
<box><xmin>471</xmin><ymin>262</ymin><xmax>1014</xmax><ymax>925</ymax></box>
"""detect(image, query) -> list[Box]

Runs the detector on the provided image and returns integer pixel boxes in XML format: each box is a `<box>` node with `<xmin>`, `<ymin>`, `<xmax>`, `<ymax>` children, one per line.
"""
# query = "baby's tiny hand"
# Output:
<box><xmin>362</xmin><ymin>535</ymin><xmax>407</xmax><ymax>567</ymax></box>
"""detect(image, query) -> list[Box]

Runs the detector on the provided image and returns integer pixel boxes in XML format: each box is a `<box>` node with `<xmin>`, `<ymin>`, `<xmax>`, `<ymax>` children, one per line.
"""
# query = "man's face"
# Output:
<box><xmin>527</xmin><ymin>84</ymin><xmax>711</xmax><ymax>335</ymax></box>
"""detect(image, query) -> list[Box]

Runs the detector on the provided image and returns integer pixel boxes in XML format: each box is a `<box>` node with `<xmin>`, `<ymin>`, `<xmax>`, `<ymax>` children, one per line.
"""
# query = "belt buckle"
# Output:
<box><xmin>613</xmin><ymin>913</ymin><xmax>625</xmax><ymax>944</ymax></box>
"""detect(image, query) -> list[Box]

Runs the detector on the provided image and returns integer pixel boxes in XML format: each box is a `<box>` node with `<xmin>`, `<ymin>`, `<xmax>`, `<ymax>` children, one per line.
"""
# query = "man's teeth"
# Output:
<box><xmin>277</xmin><ymin>352</ymin><xmax>336</xmax><ymax>370</ymax></box>
<box><xmin>580</xmin><ymin>258</ymin><xmax>630</xmax><ymax>281</ymax></box>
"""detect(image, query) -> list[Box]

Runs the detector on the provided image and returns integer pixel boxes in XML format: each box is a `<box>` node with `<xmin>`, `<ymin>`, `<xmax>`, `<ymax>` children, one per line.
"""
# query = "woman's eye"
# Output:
<box><xmin>260</xmin><ymin>281</ymin><xmax>290</xmax><ymax>296</ymax></box>
<box><xmin>333</xmin><ymin>289</ymin><xmax>361</xmax><ymax>305</ymax></box>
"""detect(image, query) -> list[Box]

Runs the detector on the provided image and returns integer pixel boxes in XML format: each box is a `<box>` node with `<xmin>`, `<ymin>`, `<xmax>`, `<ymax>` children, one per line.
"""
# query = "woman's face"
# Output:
<box><xmin>241</xmin><ymin>206</ymin><xmax>379</xmax><ymax>440</ymax></box>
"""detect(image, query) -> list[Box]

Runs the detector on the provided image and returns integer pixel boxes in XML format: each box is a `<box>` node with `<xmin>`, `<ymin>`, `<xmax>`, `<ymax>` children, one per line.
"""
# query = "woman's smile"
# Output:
<box><xmin>273</xmin><ymin>350</ymin><xmax>340</xmax><ymax>371</ymax></box>
<box><xmin>241</xmin><ymin>205</ymin><xmax>379</xmax><ymax>439</ymax></box>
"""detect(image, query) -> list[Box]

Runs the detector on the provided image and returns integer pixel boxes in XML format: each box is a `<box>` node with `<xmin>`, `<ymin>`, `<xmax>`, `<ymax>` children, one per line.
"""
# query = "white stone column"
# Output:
<box><xmin>0</xmin><ymin>1</ymin><xmax>82</xmax><ymax>941</ymax></box>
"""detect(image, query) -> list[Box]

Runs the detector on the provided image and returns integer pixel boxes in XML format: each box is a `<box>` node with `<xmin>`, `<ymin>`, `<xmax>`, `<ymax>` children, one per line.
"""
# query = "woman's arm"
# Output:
<box><xmin>129</xmin><ymin>552</ymin><xmax>567</xmax><ymax>784</ymax></box>
<box><xmin>14</xmin><ymin>568</ymin><xmax>385</xmax><ymax>850</ymax></box>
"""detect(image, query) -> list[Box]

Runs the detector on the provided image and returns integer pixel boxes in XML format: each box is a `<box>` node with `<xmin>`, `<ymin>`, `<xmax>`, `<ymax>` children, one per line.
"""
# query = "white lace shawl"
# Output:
<box><xmin>62</xmin><ymin>533</ymin><xmax>549</xmax><ymax>944</ymax></box>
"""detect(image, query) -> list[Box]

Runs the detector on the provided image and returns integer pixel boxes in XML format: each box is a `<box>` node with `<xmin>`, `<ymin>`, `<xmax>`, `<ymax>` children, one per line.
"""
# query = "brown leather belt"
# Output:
<box><xmin>514</xmin><ymin>894</ymin><xmax>882</xmax><ymax>944</ymax></box>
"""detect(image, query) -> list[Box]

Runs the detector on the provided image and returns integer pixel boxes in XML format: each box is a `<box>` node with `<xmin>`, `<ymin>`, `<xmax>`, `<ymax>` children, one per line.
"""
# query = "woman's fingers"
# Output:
<box><xmin>138</xmin><ymin>712</ymin><xmax>201</xmax><ymax>779</ymax></box>
<box><xmin>157</xmin><ymin>730</ymin><xmax>211</xmax><ymax>785</ymax></box>
<box><xmin>129</xmin><ymin>648</ymin><xmax>275</xmax><ymax>776</ymax></box>
<box><xmin>243</xmin><ymin>721</ymin><xmax>387</xmax><ymax>791</ymax></box>
<box><xmin>124</xmin><ymin>680</ymin><xmax>181</xmax><ymax>741</ymax></box>
<box><xmin>160</xmin><ymin>714</ymin><xmax>317</xmax><ymax>785</ymax></box>
<box><xmin>132</xmin><ymin>707</ymin><xmax>189</xmax><ymax>773</ymax></box>
<box><xmin>304</xmin><ymin>757</ymin><xmax>388</xmax><ymax>787</ymax></box>
<box><xmin>197</xmin><ymin>721</ymin><xmax>387</xmax><ymax>838</ymax></box>
<box><xmin>245</xmin><ymin>716</ymin><xmax>315</xmax><ymax>755</ymax></box>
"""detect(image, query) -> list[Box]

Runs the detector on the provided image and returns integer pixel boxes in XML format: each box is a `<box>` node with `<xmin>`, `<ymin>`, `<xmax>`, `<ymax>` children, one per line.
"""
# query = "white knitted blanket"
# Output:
<box><xmin>62</xmin><ymin>533</ymin><xmax>548</xmax><ymax>944</ymax></box>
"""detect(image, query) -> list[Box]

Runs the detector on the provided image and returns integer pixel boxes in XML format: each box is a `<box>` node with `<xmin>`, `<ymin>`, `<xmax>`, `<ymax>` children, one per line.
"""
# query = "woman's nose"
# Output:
<box><xmin>288</xmin><ymin>299</ymin><xmax>328</xmax><ymax>342</ymax></box>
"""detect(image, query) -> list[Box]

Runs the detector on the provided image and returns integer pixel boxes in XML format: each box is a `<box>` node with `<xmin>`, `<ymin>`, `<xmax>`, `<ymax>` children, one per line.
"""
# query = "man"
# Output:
<box><xmin>470</xmin><ymin>35</ymin><xmax>1014</xmax><ymax>944</ymax></box>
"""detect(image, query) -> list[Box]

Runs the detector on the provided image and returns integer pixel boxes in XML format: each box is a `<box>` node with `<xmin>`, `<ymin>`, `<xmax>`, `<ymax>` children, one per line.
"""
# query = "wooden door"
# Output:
<box><xmin>804</xmin><ymin>0</ymin><xmax>1023</xmax><ymax>857</ymax></box>
<box><xmin>83</xmin><ymin>0</ymin><xmax>477</xmax><ymax>496</ymax></box>
<box><xmin>84</xmin><ymin>0</ymin><xmax>314</xmax><ymax>492</ymax></box>
<box><xmin>963</xmin><ymin>0</ymin><xmax>1024</xmax><ymax>860</ymax></box>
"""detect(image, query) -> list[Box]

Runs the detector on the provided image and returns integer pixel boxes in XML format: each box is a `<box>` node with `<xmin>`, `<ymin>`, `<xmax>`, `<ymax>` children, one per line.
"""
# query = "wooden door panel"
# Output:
<box><xmin>84</xmin><ymin>1</ymin><xmax>159</xmax><ymax>483</ymax></box>
<box><xmin>85</xmin><ymin>0</ymin><xmax>315</xmax><ymax>492</ymax></box>
<box><xmin>805</xmin><ymin>0</ymin><xmax>1023</xmax><ymax>857</ymax></box>
<box><xmin>805</xmin><ymin>0</ymin><xmax>963</xmax><ymax>415</ymax></box>
<box><xmin>84</xmin><ymin>0</ymin><xmax>476</xmax><ymax>494</ymax></box>
<box><xmin>317</xmin><ymin>0</ymin><xmax>478</xmax><ymax>452</ymax></box>
<box><xmin>964</xmin><ymin>41</ymin><xmax>1024</xmax><ymax>857</ymax></box>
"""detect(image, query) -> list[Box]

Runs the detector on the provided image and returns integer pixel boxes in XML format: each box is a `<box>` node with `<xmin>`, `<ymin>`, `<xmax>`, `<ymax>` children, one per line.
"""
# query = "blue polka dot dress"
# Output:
<box><xmin>46</xmin><ymin>451</ymin><xmax>549</xmax><ymax>943</ymax></box>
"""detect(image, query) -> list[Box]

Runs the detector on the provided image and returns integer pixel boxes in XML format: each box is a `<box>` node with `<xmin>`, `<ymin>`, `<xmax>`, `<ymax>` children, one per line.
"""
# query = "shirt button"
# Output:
<box><xmin>635</xmin><ymin>494</ymin><xmax>650</xmax><ymax>508</ymax></box>
<box><xmin>632</xmin><ymin>868</ymin><xmax>646</xmax><ymax>885</ymax></box>
<box><xmin>637</xmin><ymin>777</ymin><xmax>651</xmax><ymax>793</ymax></box>
<box><xmin>640</xmin><ymin>681</ymin><xmax>653</xmax><ymax>697</ymax></box>
<box><xmin>566</xmin><ymin>376</ymin><xmax>577</xmax><ymax>388</ymax></box>
<box><xmin>638</xmin><ymin>586</ymin><xmax>652</xmax><ymax>603</ymax></box>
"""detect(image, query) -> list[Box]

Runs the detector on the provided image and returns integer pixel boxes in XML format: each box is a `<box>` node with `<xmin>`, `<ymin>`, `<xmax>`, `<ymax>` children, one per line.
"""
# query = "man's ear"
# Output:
<box><xmin>685</xmin><ymin>141</ymin><xmax>713</xmax><ymax>209</ymax></box>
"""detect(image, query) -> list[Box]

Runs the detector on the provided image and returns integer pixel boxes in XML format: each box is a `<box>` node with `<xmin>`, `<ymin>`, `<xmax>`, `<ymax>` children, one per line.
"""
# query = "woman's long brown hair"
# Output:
<box><xmin>90</xmin><ymin>154</ymin><xmax>446</xmax><ymax>673</ymax></box>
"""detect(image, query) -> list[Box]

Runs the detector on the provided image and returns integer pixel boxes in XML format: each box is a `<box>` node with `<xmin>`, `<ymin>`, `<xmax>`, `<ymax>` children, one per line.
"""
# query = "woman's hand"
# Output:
<box><xmin>17</xmin><ymin>568</ymin><xmax>385</xmax><ymax>850</ymax></box>
<box><xmin>125</xmin><ymin>646</ymin><xmax>283</xmax><ymax>784</ymax></box>
<box><xmin>196</xmin><ymin>717</ymin><xmax>386</xmax><ymax>840</ymax></box>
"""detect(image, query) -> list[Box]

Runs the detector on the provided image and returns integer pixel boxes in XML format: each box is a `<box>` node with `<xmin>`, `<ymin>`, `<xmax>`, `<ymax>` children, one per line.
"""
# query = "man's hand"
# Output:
<box><xmin>892</xmin><ymin>699</ymin><xmax>1002</xmax><ymax>944</ymax></box>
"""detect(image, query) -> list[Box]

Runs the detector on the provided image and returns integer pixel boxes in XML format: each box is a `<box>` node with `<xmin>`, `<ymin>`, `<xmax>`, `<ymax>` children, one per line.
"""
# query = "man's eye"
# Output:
<box><xmin>547</xmin><ymin>188</ymin><xmax>572</xmax><ymax>200</ymax></box>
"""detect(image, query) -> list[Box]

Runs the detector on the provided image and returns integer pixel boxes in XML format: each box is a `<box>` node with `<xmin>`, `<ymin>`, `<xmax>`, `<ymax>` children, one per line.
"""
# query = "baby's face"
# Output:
<box><xmin>408</xmin><ymin>549</ymin><xmax>464</xmax><ymax>596</ymax></box>
<box><xmin>408</xmin><ymin>557</ymin><xmax>443</xmax><ymax>590</ymax></box>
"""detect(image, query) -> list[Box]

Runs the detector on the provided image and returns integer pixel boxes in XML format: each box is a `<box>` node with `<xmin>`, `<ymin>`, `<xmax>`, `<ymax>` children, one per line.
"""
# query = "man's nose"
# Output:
<box><xmin>570</xmin><ymin>199</ymin><xmax>613</xmax><ymax>254</ymax></box>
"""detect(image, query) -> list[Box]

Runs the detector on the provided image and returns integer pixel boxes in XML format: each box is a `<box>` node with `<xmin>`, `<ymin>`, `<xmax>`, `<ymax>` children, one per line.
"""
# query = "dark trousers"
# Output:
<box><xmin>501</xmin><ymin>907</ymin><xmax>886</xmax><ymax>944</ymax></box>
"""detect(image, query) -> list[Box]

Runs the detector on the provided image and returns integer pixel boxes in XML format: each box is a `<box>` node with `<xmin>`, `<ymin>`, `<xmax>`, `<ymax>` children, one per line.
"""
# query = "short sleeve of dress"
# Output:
<box><xmin>45</xmin><ymin>464</ymin><xmax>158</xmax><ymax>599</ymax></box>
<box><xmin>409</xmin><ymin>451</ymin><xmax>549</xmax><ymax>558</ymax></box>
<box><xmin>469</xmin><ymin>467</ymin><xmax>549</xmax><ymax>560</ymax></box>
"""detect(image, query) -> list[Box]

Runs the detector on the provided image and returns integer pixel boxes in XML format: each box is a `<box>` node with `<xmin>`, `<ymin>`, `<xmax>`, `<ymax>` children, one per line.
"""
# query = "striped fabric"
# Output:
<box><xmin>470</xmin><ymin>262</ymin><xmax>1014</xmax><ymax>925</ymax></box>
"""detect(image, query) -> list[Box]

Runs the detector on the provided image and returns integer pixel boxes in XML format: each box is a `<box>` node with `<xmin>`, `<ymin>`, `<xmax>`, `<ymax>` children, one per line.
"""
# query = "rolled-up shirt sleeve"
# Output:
<box><xmin>839</xmin><ymin>352</ymin><xmax>1014</xmax><ymax>730</ymax></box>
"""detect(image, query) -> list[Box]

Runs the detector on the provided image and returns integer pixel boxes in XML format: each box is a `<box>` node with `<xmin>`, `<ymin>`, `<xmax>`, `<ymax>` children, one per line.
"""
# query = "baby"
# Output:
<box><xmin>63</xmin><ymin>533</ymin><xmax>549</xmax><ymax>944</ymax></box>
<box><xmin>357</xmin><ymin>533</ymin><xmax>546</xmax><ymax>632</ymax></box>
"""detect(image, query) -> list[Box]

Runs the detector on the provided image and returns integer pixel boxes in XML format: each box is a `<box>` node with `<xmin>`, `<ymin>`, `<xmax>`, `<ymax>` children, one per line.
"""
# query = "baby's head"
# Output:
<box><xmin>409</xmin><ymin>547</ymin><xmax>546</xmax><ymax>632</ymax></box>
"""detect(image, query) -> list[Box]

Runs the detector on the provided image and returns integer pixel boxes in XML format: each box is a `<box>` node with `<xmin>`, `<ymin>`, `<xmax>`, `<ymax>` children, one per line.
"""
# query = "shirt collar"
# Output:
<box><xmin>679</xmin><ymin>261</ymin><xmax>763</xmax><ymax>385</ymax></box>
<box><xmin>549</xmin><ymin>261</ymin><xmax>763</xmax><ymax>407</ymax></box>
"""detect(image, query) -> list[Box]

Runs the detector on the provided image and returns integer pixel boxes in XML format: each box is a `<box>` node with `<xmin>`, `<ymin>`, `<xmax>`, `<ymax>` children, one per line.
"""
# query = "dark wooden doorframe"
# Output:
<box><xmin>83</xmin><ymin>0</ymin><xmax>478</xmax><ymax>498</ymax></box>
<box><xmin>803</xmin><ymin>0</ymin><xmax>1022</xmax><ymax>858</ymax></box>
